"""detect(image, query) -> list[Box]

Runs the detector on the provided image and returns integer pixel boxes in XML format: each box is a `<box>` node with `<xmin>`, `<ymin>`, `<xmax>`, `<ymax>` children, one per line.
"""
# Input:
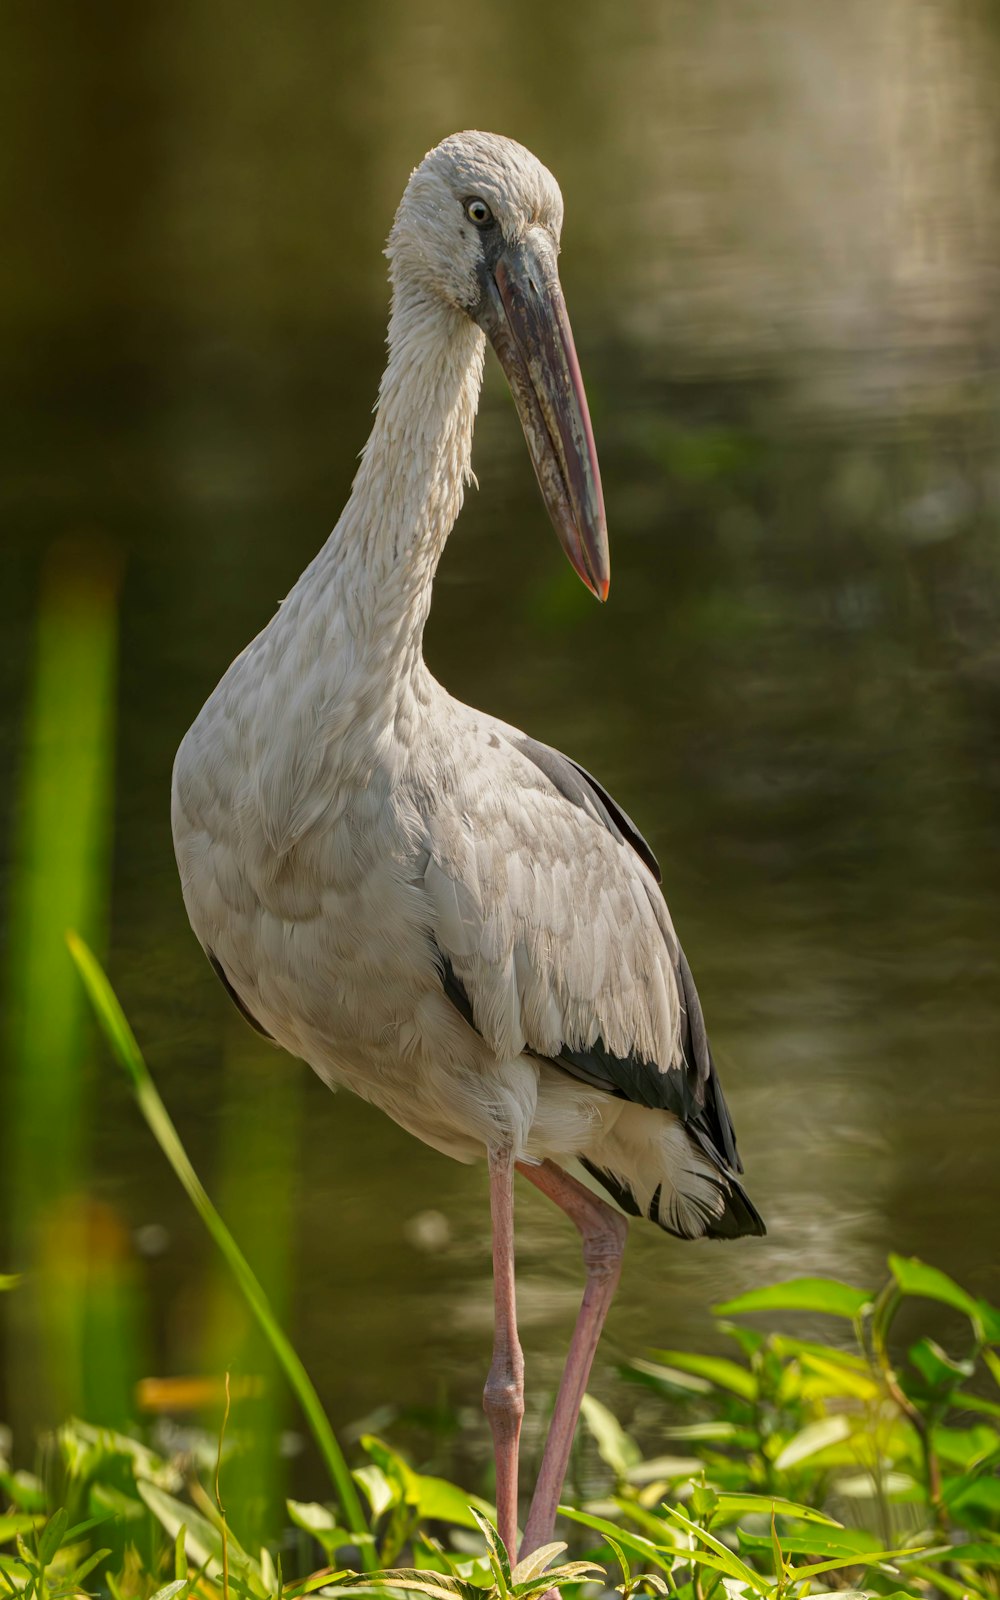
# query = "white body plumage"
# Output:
<box><xmin>172</xmin><ymin>131</ymin><xmax>761</xmax><ymax>1244</ymax></box>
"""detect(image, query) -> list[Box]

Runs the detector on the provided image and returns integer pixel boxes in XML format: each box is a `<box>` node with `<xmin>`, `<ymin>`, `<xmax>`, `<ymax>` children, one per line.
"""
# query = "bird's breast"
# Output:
<box><xmin>214</xmin><ymin>835</ymin><xmax>425</xmax><ymax>1007</ymax></box>
<box><xmin>174</xmin><ymin>699</ymin><xmax>435</xmax><ymax>1035</ymax></box>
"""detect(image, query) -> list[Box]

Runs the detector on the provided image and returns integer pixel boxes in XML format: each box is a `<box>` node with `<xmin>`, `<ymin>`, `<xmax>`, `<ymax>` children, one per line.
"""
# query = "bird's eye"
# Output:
<box><xmin>464</xmin><ymin>197</ymin><xmax>494</xmax><ymax>227</ymax></box>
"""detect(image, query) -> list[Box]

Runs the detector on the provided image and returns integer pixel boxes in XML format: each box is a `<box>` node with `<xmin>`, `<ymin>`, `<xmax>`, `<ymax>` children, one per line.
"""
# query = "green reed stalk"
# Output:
<box><xmin>5</xmin><ymin>539</ymin><xmax>122</xmax><ymax>1426</ymax></box>
<box><xmin>67</xmin><ymin>933</ymin><xmax>370</xmax><ymax>1548</ymax></box>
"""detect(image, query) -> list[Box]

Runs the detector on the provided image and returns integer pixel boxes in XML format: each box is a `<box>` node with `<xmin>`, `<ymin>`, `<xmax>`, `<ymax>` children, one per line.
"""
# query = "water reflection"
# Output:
<box><xmin>1</xmin><ymin>0</ymin><xmax>999</xmax><ymax>1486</ymax></box>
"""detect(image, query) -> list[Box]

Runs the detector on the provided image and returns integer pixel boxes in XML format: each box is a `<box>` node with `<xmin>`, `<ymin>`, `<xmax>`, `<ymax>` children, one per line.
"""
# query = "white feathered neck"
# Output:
<box><xmin>275</xmin><ymin>280</ymin><xmax>487</xmax><ymax>693</ymax></box>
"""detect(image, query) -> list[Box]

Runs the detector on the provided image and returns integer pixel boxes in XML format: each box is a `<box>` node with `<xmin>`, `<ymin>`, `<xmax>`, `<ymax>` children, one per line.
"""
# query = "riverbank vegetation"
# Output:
<box><xmin>2</xmin><ymin>1237</ymin><xmax>998</xmax><ymax>1600</ymax></box>
<box><xmin>2</xmin><ymin>944</ymin><xmax>998</xmax><ymax>1600</ymax></box>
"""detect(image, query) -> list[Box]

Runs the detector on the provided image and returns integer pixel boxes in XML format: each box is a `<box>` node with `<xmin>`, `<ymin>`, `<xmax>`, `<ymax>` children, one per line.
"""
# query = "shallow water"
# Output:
<box><xmin>2</xmin><ymin>0</ymin><xmax>999</xmax><ymax>1489</ymax></box>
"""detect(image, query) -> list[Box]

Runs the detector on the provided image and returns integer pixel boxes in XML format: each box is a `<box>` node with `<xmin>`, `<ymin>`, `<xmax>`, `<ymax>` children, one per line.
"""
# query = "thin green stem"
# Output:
<box><xmin>867</xmin><ymin>1282</ymin><xmax>944</xmax><ymax>1534</ymax></box>
<box><xmin>66</xmin><ymin>932</ymin><xmax>370</xmax><ymax>1553</ymax></box>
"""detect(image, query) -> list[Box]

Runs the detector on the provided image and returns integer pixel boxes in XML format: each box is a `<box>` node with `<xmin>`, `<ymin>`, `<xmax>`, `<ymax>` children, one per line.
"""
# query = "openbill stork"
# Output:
<box><xmin>172</xmin><ymin>130</ymin><xmax>764</xmax><ymax>1559</ymax></box>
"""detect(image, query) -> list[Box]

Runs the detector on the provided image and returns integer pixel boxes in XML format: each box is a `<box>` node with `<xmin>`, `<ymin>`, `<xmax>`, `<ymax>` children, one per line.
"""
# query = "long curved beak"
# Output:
<box><xmin>475</xmin><ymin>229</ymin><xmax>610</xmax><ymax>600</ymax></box>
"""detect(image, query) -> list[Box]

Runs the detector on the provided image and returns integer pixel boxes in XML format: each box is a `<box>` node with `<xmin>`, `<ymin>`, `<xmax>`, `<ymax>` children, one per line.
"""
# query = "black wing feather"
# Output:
<box><xmin>207</xmin><ymin>951</ymin><xmax>274</xmax><ymax>1040</ymax></box>
<box><xmin>436</xmin><ymin>734</ymin><xmax>764</xmax><ymax>1240</ymax></box>
<box><xmin>439</xmin><ymin>950</ymin><xmax>763</xmax><ymax>1239</ymax></box>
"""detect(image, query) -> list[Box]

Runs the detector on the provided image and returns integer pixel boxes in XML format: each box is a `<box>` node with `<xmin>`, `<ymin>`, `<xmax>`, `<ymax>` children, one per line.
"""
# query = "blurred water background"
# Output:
<box><xmin>1</xmin><ymin>0</ymin><xmax>998</xmax><ymax>1517</ymax></box>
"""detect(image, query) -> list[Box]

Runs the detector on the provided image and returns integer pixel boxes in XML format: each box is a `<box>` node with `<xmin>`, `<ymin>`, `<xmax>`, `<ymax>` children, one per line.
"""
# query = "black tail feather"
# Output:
<box><xmin>580</xmin><ymin>1155</ymin><xmax>766</xmax><ymax>1242</ymax></box>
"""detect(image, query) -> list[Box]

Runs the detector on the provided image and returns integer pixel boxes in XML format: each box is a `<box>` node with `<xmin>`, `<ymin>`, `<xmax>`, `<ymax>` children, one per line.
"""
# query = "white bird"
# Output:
<box><xmin>172</xmin><ymin>130</ymin><xmax>764</xmax><ymax>1560</ymax></box>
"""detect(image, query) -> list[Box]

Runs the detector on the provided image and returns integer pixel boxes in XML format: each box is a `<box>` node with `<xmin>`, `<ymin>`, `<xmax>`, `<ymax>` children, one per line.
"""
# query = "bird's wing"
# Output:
<box><xmin>421</xmin><ymin>715</ymin><xmax>744</xmax><ymax>1180</ymax></box>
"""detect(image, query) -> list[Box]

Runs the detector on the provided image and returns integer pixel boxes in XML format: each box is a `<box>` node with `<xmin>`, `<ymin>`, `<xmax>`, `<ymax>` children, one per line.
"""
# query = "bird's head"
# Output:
<box><xmin>387</xmin><ymin>131</ymin><xmax>609</xmax><ymax>601</ymax></box>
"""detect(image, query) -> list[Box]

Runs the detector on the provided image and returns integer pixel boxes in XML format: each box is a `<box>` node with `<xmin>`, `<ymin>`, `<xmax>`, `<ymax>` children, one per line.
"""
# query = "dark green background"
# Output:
<box><xmin>2</xmin><ymin>0</ymin><xmax>998</xmax><ymax>1487</ymax></box>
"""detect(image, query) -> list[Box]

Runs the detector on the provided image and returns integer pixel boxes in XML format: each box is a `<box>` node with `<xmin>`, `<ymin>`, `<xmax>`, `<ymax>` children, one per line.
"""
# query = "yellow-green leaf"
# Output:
<box><xmin>715</xmin><ymin>1278</ymin><xmax>871</xmax><ymax>1320</ymax></box>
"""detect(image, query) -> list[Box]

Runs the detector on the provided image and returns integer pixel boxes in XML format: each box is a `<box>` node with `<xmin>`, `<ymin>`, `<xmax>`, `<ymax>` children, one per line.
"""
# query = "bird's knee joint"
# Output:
<box><xmin>582</xmin><ymin>1215</ymin><xmax>628</xmax><ymax>1278</ymax></box>
<box><xmin>483</xmin><ymin>1376</ymin><xmax>525</xmax><ymax>1422</ymax></box>
<box><xmin>483</xmin><ymin>1348</ymin><xmax>525</xmax><ymax>1421</ymax></box>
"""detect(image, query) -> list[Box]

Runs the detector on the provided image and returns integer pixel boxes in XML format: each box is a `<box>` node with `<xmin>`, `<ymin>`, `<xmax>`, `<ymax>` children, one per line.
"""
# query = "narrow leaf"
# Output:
<box><xmin>690</xmin><ymin>1484</ymin><xmax>718</xmax><ymax>1520</ymax></box>
<box><xmin>668</xmin><ymin>1549</ymin><xmax>767</xmax><ymax>1590</ymax></box>
<box><xmin>794</xmin><ymin>1352</ymin><xmax>881</xmax><ymax>1403</ymax></box>
<box><xmin>954</xmin><ymin>1391</ymin><xmax>1000</xmax><ymax>1419</ymax></box>
<box><xmin>38</xmin><ymin>1509</ymin><xmax>69</xmax><ymax>1566</ymax></box>
<box><xmin>0</xmin><ymin>1519</ymin><xmax>43</xmax><ymax>1546</ymax></box>
<box><xmin>738</xmin><ymin>1530</ymin><xmax>877</xmax><ymax>1559</ymax></box>
<box><xmin>889</xmin><ymin>1257</ymin><xmax>984</xmax><ymax>1327</ymax></box>
<box><xmin>908</xmin><ymin>1337</ymin><xmax>974</xmax><ymax>1391</ymax></box>
<box><xmin>345</xmin><ymin>1585</ymin><xmax>462</xmax><ymax>1600</ymax></box>
<box><xmin>511</xmin><ymin>1545</ymin><xmax>567</xmax><ymax>1584</ymax></box>
<box><xmin>773</xmin><ymin>1415</ymin><xmax>853</xmax><ymax>1470</ymax></box>
<box><xmin>336</xmin><ymin>1574</ymin><xmax>480</xmax><ymax>1600</ymax></box>
<box><xmin>287</xmin><ymin>1503</ymin><xmax>337</xmax><ymax>1538</ymax></box>
<box><xmin>341</xmin><ymin>1574</ymin><xmax>468</xmax><ymax>1600</ymax></box>
<box><xmin>283</xmin><ymin>1571</ymin><xmax>351</xmax><ymax>1599</ymax></box>
<box><xmin>469</xmin><ymin>1508</ymin><xmax>511</xmax><ymax>1594</ymax></box>
<box><xmin>711</xmin><ymin>1494</ymin><xmax>841</xmax><ymax>1529</ymax></box>
<box><xmin>516</xmin><ymin>1561</ymin><xmax>604</xmax><ymax>1595</ymax></box>
<box><xmin>799</xmin><ymin>1592</ymin><xmax>877</xmax><ymax>1599</ymax></box>
<box><xmin>628</xmin><ymin>1358</ymin><xmax>711</xmax><ymax>1397</ymax></box>
<box><xmin>790</xmin><ymin>1547</ymin><xmax>921</xmax><ymax>1579</ymax></box>
<box><xmin>62</xmin><ymin>1513</ymin><xmax>115</xmax><ymax>1545</ymax></box>
<box><xmin>353</xmin><ymin>1467</ymin><xmax>395</xmax><ymax>1520</ymax></box>
<box><xmin>658</xmin><ymin>1506</ymin><xmax>771</xmax><ymax>1596</ymax></box>
<box><xmin>601</xmin><ymin>1535</ymin><xmax>630</xmax><ymax>1589</ymax></box>
<box><xmin>904</xmin><ymin>1565</ymin><xmax>985</xmax><ymax>1600</ymax></box>
<box><xmin>137</xmin><ymin>1479</ymin><xmax>265</xmax><ymax>1598</ymax></box>
<box><xmin>580</xmin><ymin>1394</ymin><xmax>642</xmax><ymax>1477</ymax></box>
<box><xmin>627</xmin><ymin>1456</ymin><xmax>704</xmax><ymax>1486</ymax></box>
<box><xmin>413</xmin><ymin>1476</ymin><xmax>495</xmax><ymax>1531</ymax></box>
<box><xmin>769</xmin><ymin>1513</ymin><xmax>784</xmax><ymax>1585</ymax></box>
<box><xmin>714</xmin><ymin>1278</ymin><xmax>871</xmax><ymax>1319</ymax></box>
<box><xmin>646</xmin><ymin>1352</ymin><xmax>757</xmax><ymax>1401</ymax></box>
<box><xmin>911</xmin><ymin>1544</ymin><xmax>1000</xmax><ymax>1569</ymax></box>
<box><xmin>556</xmin><ymin>1508</ymin><xmax>676</xmax><ymax>1574</ymax></box>
<box><xmin>71</xmin><ymin>1548</ymin><xmax>113</xmax><ymax>1586</ymax></box>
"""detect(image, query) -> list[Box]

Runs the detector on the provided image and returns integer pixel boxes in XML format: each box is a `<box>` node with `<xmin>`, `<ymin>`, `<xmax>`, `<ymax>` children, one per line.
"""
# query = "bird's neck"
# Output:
<box><xmin>291</xmin><ymin>282</ymin><xmax>486</xmax><ymax>686</ymax></box>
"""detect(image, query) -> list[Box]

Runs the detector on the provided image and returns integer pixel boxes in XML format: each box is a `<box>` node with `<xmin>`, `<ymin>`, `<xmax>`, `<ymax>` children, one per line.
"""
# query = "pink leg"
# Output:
<box><xmin>484</xmin><ymin>1145</ymin><xmax>525</xmax><ymax>1557</ymax></box>
<box><xmin>516</xmin><ymin>1161</ymin><xmax>628</xmax><ymax>1558</ymax></box>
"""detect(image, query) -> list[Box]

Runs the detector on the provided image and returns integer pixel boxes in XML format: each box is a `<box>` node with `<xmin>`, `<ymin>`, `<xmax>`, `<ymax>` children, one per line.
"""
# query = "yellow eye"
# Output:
<box><xmin>465</xmin><ymin>197</ymin><xmax>494</xmax><ymax>227</ymax></box>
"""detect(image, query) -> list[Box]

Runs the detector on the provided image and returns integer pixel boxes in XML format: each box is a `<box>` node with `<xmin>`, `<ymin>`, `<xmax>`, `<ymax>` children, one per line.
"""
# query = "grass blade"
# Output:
<box><xmin>657</xmin><ymin>1504</ymin><xmax>772</xmax><ymax>1596</ymax></box>
<box><xmin>67</xmin><ymin>933</ymin><xmax>369</xmax><ymax>1549</ymax></box>
<box><xmin>710</xmin><ymin>1494</ymin><xmax>841</xmax><ymax>1528</ymax></box>
<box><xmin>555</xmin><ymin>1508</ymin><xmax>677</xmax><ymax>1574</ymax></box>
<box><xmin>470</xmin><ymin>1508</ymin><xmax>511</xmax><ymax>1594</ymax></box>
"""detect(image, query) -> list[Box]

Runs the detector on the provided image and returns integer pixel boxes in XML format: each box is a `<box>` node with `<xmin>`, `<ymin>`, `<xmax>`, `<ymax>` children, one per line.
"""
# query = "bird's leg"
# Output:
<box><xmin>484</xmin><ymin>1144</ymin><xmax>525</xmax><ymax>1558</ymax></box>
<box><xmin>515</xmin><ymin>1161</ymin><xmax>628</xmax><ymax>1558</ymax></box>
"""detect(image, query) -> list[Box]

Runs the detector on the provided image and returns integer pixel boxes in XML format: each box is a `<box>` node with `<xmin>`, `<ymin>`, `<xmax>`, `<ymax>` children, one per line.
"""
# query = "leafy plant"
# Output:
<box><xmin>11</xmin><ymin>938</ymin><xmax>988</xmax><ymax>1600</ymax></box>
<box><xmin>3</xmin><ymin>1252</ymin><xmax>1000</xmax><ymax>1599</ymax></box>
<box><xmin>0</xmin><ymin>1423</ymin><xmax>598</xmax><ymax>1600</ymax></box>
<box><xmin>0</xmin><ymin>1504</ymin><xmax>113</xmax><ymax>1600</ymax></box>
<box><xmin>565</xmin><ymin>1259</ymin><xmax>1000</xmax><ymax>1600</ymax></box>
